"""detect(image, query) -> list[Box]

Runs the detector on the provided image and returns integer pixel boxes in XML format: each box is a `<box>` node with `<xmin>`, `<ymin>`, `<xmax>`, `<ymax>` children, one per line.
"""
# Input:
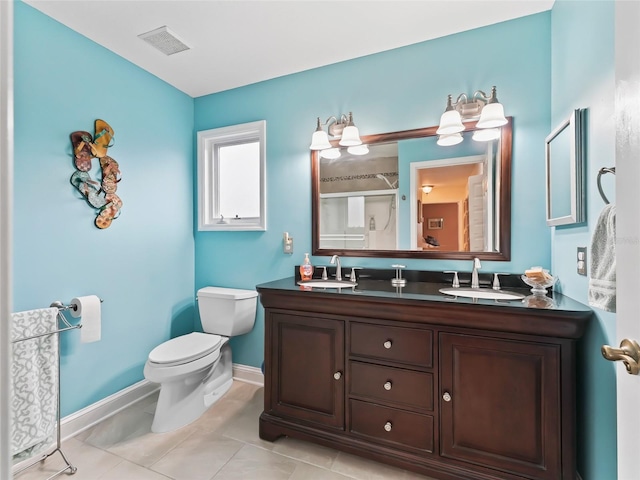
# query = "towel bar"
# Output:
<box><xmin>11</xmin><ymin>300</ymin><xmax>87</xmax><ymax>479</ymax></box>
<box><xmin>597</xmin><ymin>166</ymin><xmax>615</xmax><ymax>204</ymax></box>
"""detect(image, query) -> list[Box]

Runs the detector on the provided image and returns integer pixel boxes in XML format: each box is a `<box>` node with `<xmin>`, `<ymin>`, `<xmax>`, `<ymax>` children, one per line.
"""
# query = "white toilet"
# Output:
<box><xmin>143</xmin><ymin>286</ymin><xmax>257</xmax><ymax>433</ymax></box>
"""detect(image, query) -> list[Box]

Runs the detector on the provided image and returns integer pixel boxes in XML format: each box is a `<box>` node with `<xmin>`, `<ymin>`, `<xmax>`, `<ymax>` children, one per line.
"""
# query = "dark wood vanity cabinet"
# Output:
<box><xmin>266</xmin><ymin>312</ymin><xmax>344</xmax><ymax>429</ymax></box>
<box><xmin>440</xmin><ymin>333</ymin><xmax>563</xmax><ymax>480</ymax></box>
<box><xmin>348</xmin><ymin>321</ymin><xmax>436</xmax><ymax>455</ymax></box>
<box><xmin>258</xmin><ymin>287</ymin><xmax>590</xmax><ymax>480</ymax></box>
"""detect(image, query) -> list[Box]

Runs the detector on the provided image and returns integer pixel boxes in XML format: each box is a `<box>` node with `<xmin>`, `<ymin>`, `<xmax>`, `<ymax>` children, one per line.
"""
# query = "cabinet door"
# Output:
<box><xmin>440</xmin><ymin>333</ymin><xmax>561</xmax><ymax>480</ymax></box>
<box><xmin>268</xmin><ymin>312</ymin><xmax>345</xmax><ymax>429</ymax></box>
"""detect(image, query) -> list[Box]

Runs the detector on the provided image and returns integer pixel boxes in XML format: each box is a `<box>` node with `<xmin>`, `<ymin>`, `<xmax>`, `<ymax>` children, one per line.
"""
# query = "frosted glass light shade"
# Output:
<box><xmin>347</xmin><ymin>144</ymin><xmax>369</xmax><ymax>155</ymax></box>
<box><xmin>476</xmin><ymin>102</ymin><xmax>507</xmax><ymax>129</ymax></box>
<box><xmin>422</xmin><ymin>185</ymin><xmax>433</xmax><ymax>194</ymax></box>
<box><xmin>436</xmin><ymin>110</ymin><xmax>464</xmax><ymax>135</ymax></box>
<box><xmin>339</xmin><ymin>125</ymin><xmax>362</xmax><ymax>146</ymax></box>
<box><xmin>310</xmin><ymin>130</ymin><xmax>332</xmax><ymax>150</ymax></box>
<box><xmin>320</xmin><ymin>147</ymin><xmax>341</xmax><ymax>159</ymax></box>
<box><xmin>437</xmin><ymin>133</ymin><xmax>463</xmax><ymax>146</ymax></box>
<box><xmin>472</xmin><ymin>128</ymin><xmax>501</xmax><ymax>142</ymax></box>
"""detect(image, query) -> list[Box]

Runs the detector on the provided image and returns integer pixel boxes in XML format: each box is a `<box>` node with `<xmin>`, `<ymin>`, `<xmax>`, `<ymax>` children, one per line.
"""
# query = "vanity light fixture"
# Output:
<box><xmin>436</xmin><ymin>86</ymin><xmax>507</xmax><ymax>143</ymax></box>
<box><xmin>436</xmin><ymin>95</ymin><xmax>465</xmax><ymax>135</ymax></box>
<box><xmin>472</xmin><ymin>128</ymin><xmax>501</xmax><ymax>142</ymax></box>
<box><xmin>320</xmin><ymin>148</ymin><xmax>341</xmax><ymax>159</ymax></box>
<box><xmin>422</xmin><ymin>184</ymin><xmax>434</xmax><ymax>194</ymax></box>
<box><xmin>309</xmin><ymin>112</ymin><xmax>362</xmax><ymax>154</ymax></box>
<box><xmin>347</xmin><ymin>144</ymin><xmax>369</xmax><ymax>156</ymax></box>
<box><xmin>319</xmin><ymin>144</ymin><xmax>369</xmax><ymax>159</ymax></box>
<box><xmin>476</xmin><ymin>87</ymin><xmax>508</xmax><ymax>129</ymax></box>
<box><xmin>437</xmin><ymin>132</ymin><xmax>463</xmax><ymax>147</ymax></box>
<box><xmin>309</xmin><ymin>118</ymin><xmax>332</xmax><ymax>150</ymax></box>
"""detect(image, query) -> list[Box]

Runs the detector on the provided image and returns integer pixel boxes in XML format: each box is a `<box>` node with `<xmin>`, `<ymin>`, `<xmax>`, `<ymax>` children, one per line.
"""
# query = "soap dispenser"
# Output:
<box><xmin>299</xmin><ymin>253</ymin><xmax>314</xmax><ymax>281</ymax></box>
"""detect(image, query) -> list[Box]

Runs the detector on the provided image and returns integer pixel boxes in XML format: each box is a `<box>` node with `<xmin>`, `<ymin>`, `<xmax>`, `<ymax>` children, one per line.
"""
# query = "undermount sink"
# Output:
<box><xmin>439</xmin><ymin>287</ymin><xmax>524</xmax><ymax>301</ymax></box>
<box><xmin>298</xmin><ymin>280</ymin><xmax>357</xmax><ymax>289</ymax></box>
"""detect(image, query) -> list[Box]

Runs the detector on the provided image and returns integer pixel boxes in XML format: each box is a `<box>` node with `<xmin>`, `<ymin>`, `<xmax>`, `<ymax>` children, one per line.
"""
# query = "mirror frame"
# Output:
<box><xmin>311</xmin><ymin>118</ymin><xmax>513</xmax><ymax>260</ymax></box>
<box><xmin>545</xmin><ymin>109</ymin><xmax>585</xmax><ymax>227</ymax></box>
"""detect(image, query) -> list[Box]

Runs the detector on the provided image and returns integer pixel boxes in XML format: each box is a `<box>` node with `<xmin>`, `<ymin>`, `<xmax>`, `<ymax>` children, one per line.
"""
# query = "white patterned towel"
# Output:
<box><xmin>10</xmin><ymin>307</ymin><xmax>59</xmax><ymax>456</ymax></box>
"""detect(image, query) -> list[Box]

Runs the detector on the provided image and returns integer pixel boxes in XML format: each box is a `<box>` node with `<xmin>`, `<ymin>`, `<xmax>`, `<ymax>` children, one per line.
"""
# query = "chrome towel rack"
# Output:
<box><xmin>11</xmin><ymin>301</ymin><xmax>81</xmax><ymax>344</ymax></box>
<box><xmin>597</xmin><ymin>166</ymin><xmax>615</xmax><ymax>204</ymax></box>
<box><xmin>11</xmin><ymin>301</ymin><xmax>82</xmax><ymax>480</ymax></box>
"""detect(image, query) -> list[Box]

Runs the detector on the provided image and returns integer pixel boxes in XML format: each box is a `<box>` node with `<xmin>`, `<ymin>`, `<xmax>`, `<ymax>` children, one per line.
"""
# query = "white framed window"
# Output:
<box><xmin>197</xmin><ymin>120</ymin><xmax>266</xmax><ymax>231</ymax></box>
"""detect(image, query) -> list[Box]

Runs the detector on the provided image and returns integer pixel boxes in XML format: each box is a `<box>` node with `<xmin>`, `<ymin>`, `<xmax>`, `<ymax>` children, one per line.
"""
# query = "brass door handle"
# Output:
<box><xmin>601</xmin><ymin>339</ymin><xmax>640</xmax><ymax>375</ymax></box>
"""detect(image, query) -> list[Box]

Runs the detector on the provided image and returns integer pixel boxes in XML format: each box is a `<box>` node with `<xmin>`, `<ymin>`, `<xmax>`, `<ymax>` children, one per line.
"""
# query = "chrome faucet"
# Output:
<box><xmin>471</xmin><ymin>257</ymin><xmax>481</xmax><ymax>289</ymax></box>
<box><xmin>330</xmin><ymin>255</ymin><xmax>342</xmax><ymax>281</ymax></box>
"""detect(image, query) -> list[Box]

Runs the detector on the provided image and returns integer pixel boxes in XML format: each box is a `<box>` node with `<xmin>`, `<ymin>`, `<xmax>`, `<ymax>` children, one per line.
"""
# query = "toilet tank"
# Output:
<box><xmin>197</xmin><ymin>287</ymin><xmax>258</xmax><ymax>336</ymax></box>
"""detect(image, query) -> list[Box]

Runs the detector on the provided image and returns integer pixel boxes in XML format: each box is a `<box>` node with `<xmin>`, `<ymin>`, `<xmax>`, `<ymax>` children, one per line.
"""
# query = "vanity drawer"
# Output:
<box><xmin>350</xmin><ymin>323</ymin><xmax>433</xmax><ymax>367</ymax></box>
<box><xmin>350</xmin><ymin>361</ymin><xmax>433</xmax><ymax>411</ymax></box>
<box><xmin>349</xmin><ymin>399</ymin><xmax>434</xmax><ymax>453</ymax></box>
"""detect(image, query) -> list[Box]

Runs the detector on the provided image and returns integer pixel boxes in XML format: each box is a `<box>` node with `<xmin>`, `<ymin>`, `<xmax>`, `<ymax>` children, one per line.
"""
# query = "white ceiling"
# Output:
<box><xmin>24</xmin><ymin>0</ymin><xmax>554</xmax><ymax>98</ymax></box>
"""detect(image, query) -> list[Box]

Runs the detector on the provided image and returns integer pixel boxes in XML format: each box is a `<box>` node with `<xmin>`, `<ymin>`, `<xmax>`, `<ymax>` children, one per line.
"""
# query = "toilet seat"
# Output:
<box><xmin>148</xmin><ymin>332</ymin><xmax>222</xmax><ymax>367</ymax></box>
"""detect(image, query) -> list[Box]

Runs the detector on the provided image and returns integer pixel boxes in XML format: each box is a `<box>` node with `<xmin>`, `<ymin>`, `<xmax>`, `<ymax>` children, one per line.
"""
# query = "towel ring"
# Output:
<box><xmin>597</xmin><ymin>167</ymin><xmax>615</xmax><ymax>204</ymax></box>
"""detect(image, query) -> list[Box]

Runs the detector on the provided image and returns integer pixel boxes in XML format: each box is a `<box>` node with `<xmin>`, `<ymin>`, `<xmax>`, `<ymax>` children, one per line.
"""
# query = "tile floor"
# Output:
<box><xmin>15</xmin><ymin>381</ymin><xmax>435</xmax><ymax>480</ymax></box>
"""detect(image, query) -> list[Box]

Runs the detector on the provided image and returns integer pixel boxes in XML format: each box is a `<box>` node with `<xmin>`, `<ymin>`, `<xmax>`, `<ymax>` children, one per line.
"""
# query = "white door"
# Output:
<box><xmin>467</xmin><ymin>174</ymin><xmax>485</xmax><ymax>251</ymax></box>
<box><xmin>608</xmin><ymin>2</ymin><xmax>640</xmax><ymax>478</ymax></box>
<box><xmin>0</xmin><ymin>1</ymin><xmax>13</xmax><ymax>479</ymax></box>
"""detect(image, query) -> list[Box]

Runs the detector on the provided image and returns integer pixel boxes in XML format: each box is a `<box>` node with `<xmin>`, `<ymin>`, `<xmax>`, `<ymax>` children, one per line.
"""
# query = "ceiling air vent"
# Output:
<box><xmin>138</xmin><ymin>26</ymin><xmax>190</xmax><ymax>56</ymax></box>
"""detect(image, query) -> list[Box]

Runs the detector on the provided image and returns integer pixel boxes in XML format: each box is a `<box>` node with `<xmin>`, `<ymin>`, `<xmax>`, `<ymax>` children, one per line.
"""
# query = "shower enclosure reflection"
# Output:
<box><xmin>318</xmin><ymin>143</ymin><xmax>399</xmax><ymax>249</ymax></box>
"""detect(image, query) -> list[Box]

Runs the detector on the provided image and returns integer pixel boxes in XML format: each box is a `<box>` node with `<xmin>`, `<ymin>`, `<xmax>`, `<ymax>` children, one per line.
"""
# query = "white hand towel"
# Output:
<box><xmin>10</xmin><ymin>307</ymin><xmax>59</xmax><ymax>455</ymax></box>
<box><xmin>589</xmin><ymin>204</ymin><xmax>616</xmax><ymax>312</ymax></box>
<box><xmin>347</xmin><ymin>196</ymin><xmax>365</xmax><ymax>228</ymax></box>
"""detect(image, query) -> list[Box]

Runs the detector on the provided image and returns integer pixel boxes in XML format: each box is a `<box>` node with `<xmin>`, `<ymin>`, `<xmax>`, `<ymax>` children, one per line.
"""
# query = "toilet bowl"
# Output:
<box><xmin>144</xmin><ymin>287</ymin><xmax>257</xmax><ymax>433</ymax></box>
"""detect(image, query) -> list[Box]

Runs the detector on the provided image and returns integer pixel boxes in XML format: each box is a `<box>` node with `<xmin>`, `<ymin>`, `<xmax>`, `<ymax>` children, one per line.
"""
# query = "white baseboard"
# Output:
<box><xmin>61</xmin><ymin>379</ymin><xmax>159</xmax><ymax>441</ymax></box>
<box><xmin>58</xmin><ymin>363</ymin><xmax>262</xmax><ymax>441</ymax></box>
<box><xmin>13</xmin><ymin>380</ymin><xmax>160</xmax><ymax>475</ymax></box>
<box><xmin>232</xmin><ymin>362</ymin><xmax>264</xmax><ymax>386</ymax></box>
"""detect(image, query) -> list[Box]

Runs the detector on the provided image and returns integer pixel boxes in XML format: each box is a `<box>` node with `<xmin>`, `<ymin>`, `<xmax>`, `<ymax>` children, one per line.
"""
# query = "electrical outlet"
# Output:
<box><xmin>283</xmin><ymin>232</ymin><xmax>294</xmax><ymax>254</ymax></box>
<box><xmin>577</xmin><ymin>246</ymin><xmax>587</xmax><ymax>276</ymax></box>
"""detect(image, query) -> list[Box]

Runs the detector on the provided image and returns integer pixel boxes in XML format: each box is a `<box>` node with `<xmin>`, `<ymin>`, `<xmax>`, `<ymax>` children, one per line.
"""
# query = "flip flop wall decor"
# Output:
<box><xmin>69</xmin><ymin>119</ymin><xmax>123</xmax><ymax>229</ymax></box>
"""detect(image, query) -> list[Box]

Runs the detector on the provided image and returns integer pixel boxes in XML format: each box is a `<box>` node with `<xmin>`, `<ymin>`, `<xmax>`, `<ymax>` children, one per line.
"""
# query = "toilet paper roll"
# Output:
<box><xmin>70</xmin><ymin>295</ymin><xmax>102</xmax><ymax>343</ymax></box>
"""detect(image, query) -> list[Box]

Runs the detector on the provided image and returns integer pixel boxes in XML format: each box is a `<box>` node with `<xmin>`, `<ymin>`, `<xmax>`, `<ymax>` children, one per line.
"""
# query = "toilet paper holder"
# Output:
<box><xmin>51</xmin><ymin>298</ymin><xmax>103</xmax><ymax>313</ymax></box>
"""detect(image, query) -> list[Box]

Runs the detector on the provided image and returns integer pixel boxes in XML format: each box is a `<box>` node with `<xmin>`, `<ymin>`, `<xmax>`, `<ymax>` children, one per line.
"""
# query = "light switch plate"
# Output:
<box><xmin>283</xmin><ymin>232</ymin><xmax>293</xmax><ymax>254</ymax></box>
<box><xmin>577</xmin><ymin>246</ymin><xmax>587</xmax><ymax>276</ymax></box>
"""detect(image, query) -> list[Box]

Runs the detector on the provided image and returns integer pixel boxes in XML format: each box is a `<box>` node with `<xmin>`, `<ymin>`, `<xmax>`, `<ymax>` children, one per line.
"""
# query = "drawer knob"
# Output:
<box><xmin>333</xmin><ymin>371</ymin><xmax>342</xmax><ymax>380</ymax></box>
<box><xmin>443</xmin><ymin>391</ymin><xmax>452</xmax><ymax>402</ymax></box>
<box><xmin>383</xmin><ymin>381</ymin><xmax>392</xmax><ymax>391</ymax></box>
<box><xmin>383</xmin><ymin>340</ymin><xmax>392</xmax><ymax>349</ymax></box>
<box><xmin>384</xmin><ymin>421</ymin><xmax>392</xmax><ymax>432</ymax></box>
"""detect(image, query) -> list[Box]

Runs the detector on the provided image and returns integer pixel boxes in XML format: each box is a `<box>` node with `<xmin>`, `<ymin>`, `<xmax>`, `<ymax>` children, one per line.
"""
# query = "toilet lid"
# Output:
<box><xmin>148</xmin><ymin>332</ymin><xmax>222</xmax><ymax>365</ymax></box>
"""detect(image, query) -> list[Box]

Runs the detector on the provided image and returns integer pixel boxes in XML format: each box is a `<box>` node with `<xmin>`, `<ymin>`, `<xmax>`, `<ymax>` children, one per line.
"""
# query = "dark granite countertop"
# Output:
<box><xmin>256</xmin><ymin>271</ymin><xmax>592</xmax><ymax>314</ymax></box>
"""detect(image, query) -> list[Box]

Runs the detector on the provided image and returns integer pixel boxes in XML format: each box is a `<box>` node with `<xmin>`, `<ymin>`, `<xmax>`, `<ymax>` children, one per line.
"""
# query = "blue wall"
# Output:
<box><xmin>194</xmin><ymin>12</ymin><xmax>552</xmax><ymax>370</ymax></box>
<box><xmin>550</xmin><ymin>1</ymin><xmax>616</xmax><ymax>479</ymax></box>
<box><xmin>13</xmin><ymin>2</ymin><xmax>195</xmax><ymax>416</ymax></box>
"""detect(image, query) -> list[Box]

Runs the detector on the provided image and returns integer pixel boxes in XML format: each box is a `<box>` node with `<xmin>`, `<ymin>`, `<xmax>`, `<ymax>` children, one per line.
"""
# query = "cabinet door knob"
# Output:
<box><xmin>384</xmin><ymin>421</ymin><xmax>392</xmax><ymax>432</ymax></box>
<box><xmin>383</xmin><ymin>340</ymin><xmax>392</xmax><ymax>349</ymax></box>
<box><xmin>383</xmin><ymin>381</ymin><xmax>392</xmax><ymax>391</ymax></box>
<box><xmin>443</xmin><ymin>391</ymin><xmax>452</xmax><ymax>402</ymax></box>
<box><xmin>333</xmin><ymin>371</ymin><xmax>342</xmax><ymax>380</ymax></box>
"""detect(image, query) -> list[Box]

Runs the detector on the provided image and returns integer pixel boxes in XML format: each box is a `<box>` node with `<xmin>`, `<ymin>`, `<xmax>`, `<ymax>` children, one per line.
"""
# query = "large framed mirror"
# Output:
<box><xmin>311</xmin><ymin>118</ymin><xmax>512</xmax><ymax>260</ymax></box>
